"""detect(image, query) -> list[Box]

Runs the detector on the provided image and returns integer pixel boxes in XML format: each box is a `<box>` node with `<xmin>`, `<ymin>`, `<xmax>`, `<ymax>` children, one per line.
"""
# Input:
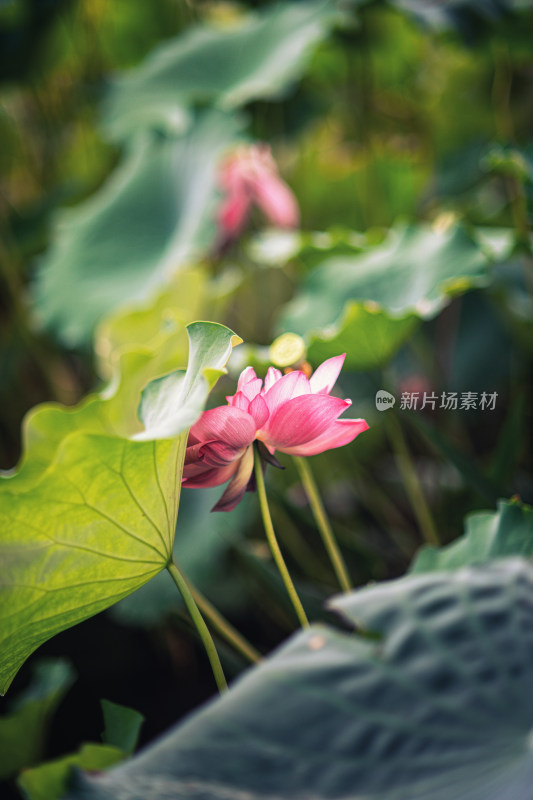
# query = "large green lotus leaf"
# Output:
<box><xmin>5</xmin><ymin>309</ymin><xmax>193</xmax><ymax>494</ymax></box>
<box><xmin>66</xmin><ymin>558</ymin><xmax>533</xmax><ymax>800</ymax></box>
<box><xmin>0</xmin><ymin>659</ymin><xmax>74</xmax><ymax>780</ymax></box>
<box><xmin>102</xmin><ymin>1</ymin><xmax>338</xmax><ymax>141</ymax></box>
<box><xmin>0</xmin><ymin>434</ymin><xmax>180</xmax><ymax>699</ymax></box>
<box><xmin>7</xmin><ymin>264</ymin><xmax>238</xmax><ymax>492</ymax></box>
<box><xmin>0</xmin><ymin>322</ymin><xmax>238</xmax><ymax>694</ymax></box>
<box><xmin>7</xmin><ymin>350</ymin><xmax>182</xmax><ymax>495</ymax></box>
<box><xmin>411</xmin><ymin>499</ymin><xmax>533</xmax><ymax>574</ymax></box>
<box><xmin>279</xmin><ymin>224</ymin><xmax>491</xmax><ymax>369</ymax></box>
<box><xmin>33</xmin><ymin>111</ymin><xmax>241</xmax><ymax>347</ymax></box>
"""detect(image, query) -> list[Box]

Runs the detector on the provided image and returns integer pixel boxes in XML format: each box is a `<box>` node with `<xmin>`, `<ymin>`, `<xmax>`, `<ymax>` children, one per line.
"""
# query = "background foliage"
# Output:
<box><xmin>1</xmin><ymin>0</ymin><xmax>533</xmax><ymax>798</ymax></box>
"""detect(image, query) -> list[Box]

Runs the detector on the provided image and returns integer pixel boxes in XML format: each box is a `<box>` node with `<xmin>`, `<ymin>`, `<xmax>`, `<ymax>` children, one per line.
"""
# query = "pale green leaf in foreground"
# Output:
<box><xmin>67</xmin><ymin>558</ymin><xmax>533</xmax><ymax>800</ymax></box>
<box><xmin>0</xmin><ymin>322</ymin><xmax>238</xmax><ymax>694</ymax></box>
<box><xmin>136</xmin><ymin>321</ymin><xmax>242</xmax><ymax>440</ymax></box>
<box><xmin>102</xmin><ymin>0</ymin><xmax>338</xmax><ymax>141</ymax></box>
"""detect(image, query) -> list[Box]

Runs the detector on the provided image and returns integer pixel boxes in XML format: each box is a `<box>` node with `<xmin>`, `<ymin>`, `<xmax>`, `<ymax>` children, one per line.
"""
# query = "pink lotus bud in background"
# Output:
<box><xmin>218</xmin><ymin>144</ymin><xmax>300</xmax><ymax>241</ymax></box>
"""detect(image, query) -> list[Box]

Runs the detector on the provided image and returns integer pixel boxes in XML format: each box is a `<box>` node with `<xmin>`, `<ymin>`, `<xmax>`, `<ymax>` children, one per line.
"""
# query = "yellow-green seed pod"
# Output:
<box><xmin>269</xmin><ymin>333</ymin><xmax>307</xmax><ymax>369</ymax></box>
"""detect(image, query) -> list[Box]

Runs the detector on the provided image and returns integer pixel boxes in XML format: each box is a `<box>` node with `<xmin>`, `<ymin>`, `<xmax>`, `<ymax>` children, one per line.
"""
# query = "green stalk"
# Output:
<box><xmin>384</xmin><ymin>412</ymin><xmax>440</xmax><ymax>547</ymax></box>
<box><xmin>253</xmin><ymin>446</ymin><xmax>309</xmax><ymax>627</ymax></box>
<box><xmin>293</xmin><ymin>456</ymin><xmax>352</xmax><ymax>593</ymax></box>
<box><xmin>188</xmin><ymin>583</ymin><xmax>261</xmax><ymax>664</ymax></box>
<box><xmin>166</xmin><ymin>561</ymin><xmax>227</xmax><ymax>692</ymax></box>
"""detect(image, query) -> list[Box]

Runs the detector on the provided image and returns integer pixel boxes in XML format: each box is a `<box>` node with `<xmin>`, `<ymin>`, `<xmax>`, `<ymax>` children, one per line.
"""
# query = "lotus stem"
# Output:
<box><xmin>188</xmin><ymin>582</ymin><xmax>262</xmax><ymax>664</ymax></box>
<box><xmin>167</xmin><ymin>560</ymin><xmax>227</xmax><ymax>693</ymax></box>
<box><xmin>293</xmin><ymin>456</ymin><xmax>352</xmax><ymax>593</ymax></box>
<box><xmin>253</xmin><ymin>445</ymin><xmax>309</xmax><ymax>627</ymax></box>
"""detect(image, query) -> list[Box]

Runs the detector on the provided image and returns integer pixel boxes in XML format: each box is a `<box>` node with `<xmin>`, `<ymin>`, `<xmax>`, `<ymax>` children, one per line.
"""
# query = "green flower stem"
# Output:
<box><xmin>253</xmin><ymin>445</ymin><xmax>309</xmax><ymax>628</ymax></box>
<box><xmin>166</xmin><ymin>560</ymin><xmax>228</xmax><ymax>693</ymax></box>
<box><xmin>293</xmin><ymin>456</ymin><xmax>352</xmax><ymax>593</ymax></box>
<box><xmin>188</xmin><ymin>582</ymin><xmax>262</xmax><ymax>664</ymax></box>
<box><xmin>384</xmin><ymin>412</ymin><xmax>440</xmax><ymax>547</ymax></box>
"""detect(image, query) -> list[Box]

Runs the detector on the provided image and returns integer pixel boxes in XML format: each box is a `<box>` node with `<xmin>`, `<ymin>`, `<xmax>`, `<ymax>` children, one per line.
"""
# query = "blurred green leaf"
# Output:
<box><xmin>245</xmin><ymin>228</ymin><xmax>368</xmax><ymax>269</ymax></box>
<box><xmin>34</xmin><ymin>111</ymin><xmax>241</xmax><ymax>347</ymax></box>
<box><xmin>308</xmin><ymin>303</ymin><xmax>418</xmax><ymax>370</ymax></box>
<box><xmin>67</xmin><ymin>558</ymin><xmax>533</xmax><ymax>800</ymax></box>
<box><xmin>100</xmin><ymin>700</ymin><xmax>144</xmax><ymax>756</ymax></box>
<box><xmin>436</xmin><ymin>141</ymin><xmax>494</xmax><ymax>201</ymax></box>
<box><xmin>481</xmin><ymin>143</ymin><xmax>533</xmax><ymax>183</ymax></box>
<box><xmin>102</xmin><ymin>0</ymin><xmax>338</xmax><ymax>141</ymax></box>
<box><xmin>474</xmin><ymin>227</ymin><xmax>516</xmax><ymax>260</ymax></box>
<box><xmin>94</xmin><ymin>269</ymin><xmax>210</xmax><ymax>380</ymax></box>
<box><xmin>18</xmin><ymin>743</ymin><xmax>124</xmax><ymax>800</ymax></box>
<box><xmin>283</xmin><ymin>223</ymin><xmax>491</xmax><ymax>323</ymax></box>
<box><xmin>391</xmin><ymin>0</ymin><xmax>517</xmax><ymax>35</ymax></box>
<box><xmin>0</xmin><ymin>659</ymin><xmax>74</xmax><ymax>779</ymax></box>
<box><xmin>0</xmin><ymin>322</ymin><xmax>238</xmax><ymax>694</ymax></box>
<box><xmin>410</xmin><ymin>498</ymin><xmax>533</xmax><ymax>573</ymax></box>
<box><xmin>279</xmin><ymin>224</ymin><xmax>491</xmax><ymax>369</ymax></box>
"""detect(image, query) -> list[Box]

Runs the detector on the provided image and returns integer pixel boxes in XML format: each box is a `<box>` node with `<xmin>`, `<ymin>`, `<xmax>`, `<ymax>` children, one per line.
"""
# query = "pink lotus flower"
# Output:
<box><xmin>182</xmin><ymin>354</ymin><xmax>369</xmax><ymax>511</ymax></box>
<box><xmin>218</xmin><ymin>144</ymin><xmax>299</xmax><ymax>241</ymax></box>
